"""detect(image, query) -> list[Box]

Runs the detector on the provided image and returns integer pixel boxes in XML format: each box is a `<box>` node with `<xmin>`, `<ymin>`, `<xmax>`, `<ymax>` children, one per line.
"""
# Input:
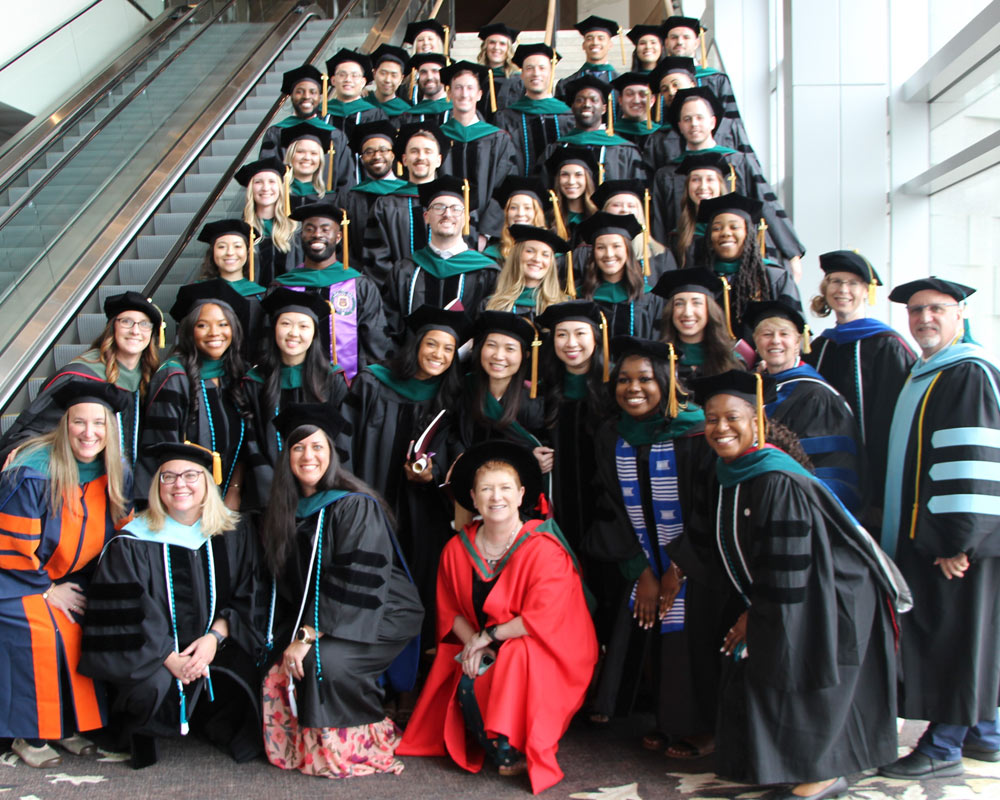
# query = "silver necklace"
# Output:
<box><xmin>479</xmin><ymin>522</ymin><xmax>520</xmax><ymax>565</ymax></box>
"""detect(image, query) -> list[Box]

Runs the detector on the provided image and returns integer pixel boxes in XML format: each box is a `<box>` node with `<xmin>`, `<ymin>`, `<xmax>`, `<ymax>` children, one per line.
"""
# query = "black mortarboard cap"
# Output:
<box><xmin>403</xmin><ymin>19</ymin><xmax>447</xmax><ymax>45</ymax></box>
<box><xmin>492</xmin><ymin>176</ymin><xmax>550</xmax><ymax>212</ymax></box>
<box><xmin>674</xmin><ymin>151</ymin><xmax>729</xmax><ymax>176</ymax></box>
<box><xmin>405</xmin><ymin>305</ymin><xmax>472</xmax><ymax>343</ymax></box>
<box><xmin>143</xmin><ymin>441</ymin><xmax>216</xmax><ymax>473</ymax></box>
<box><xmin>626</xmin><ymin>24</ymin><xmax>664</xmax><ymax>46</ymax></box>
<box><xmin>370</xmin><ymin>44</ymin><xmax>410</xmax><ymax>71</ymax></box>
<box><xmin>690</xmin><ymin>369</ymin><xmax>776</xmax><ymax>409</ymax></box>
<box><xmin>512</xmin><ymin>43</ymin><xmax>555</xmax><ymax>67</ymax></box>
<box><xmin>449</xmin><ymin>439</ymin><xmax>543</xmax><ymax>512</ymax></box>
<box><xmin>279</xmin><ymin>121</ymin><xmax>333</xmax><ymax>149</ymax></box>
<box><xmin>349</xmin><ymin>120</ymin><xmax>397</xmax><ymax>154</ymax></box>
<box><xmin>273</xmin><ymin>402</ymin><xmax>351</xmax><ymax>445</ymax></box>
<box><xmin>197</xmin><ymin>219</ymin><xmax>251</xmax><ymax>245</ymax></box>
<box><xmin>611</xmin><ymin>335</ymin><xmax>671</xmax><ymax>362</ymax></box>
<box><xmin>169</xmin><ymin>280</ymin><xmax>251</xmax><ymax>331</ymax></box>
<box><xmin>668</xmin><ymin>86</ymin><xmax>723</xmax><ymax>131</ymax></box>
<box><xmin>888</xmin><ymin>277</ymin><xmax>976</xmax><ymax>304</ymax></box>
<box><xmin>325</xmin><ymin>49</ymin><xmax>374</xmax><ymax>83</ymax></box>
<box><xmin>394</xmin><ymin>122</ymin><xmax>450</xmax><ymax>160</ymax></box>
<box><xmin>474</xmin><ymin>311</ymin><xmax>536</xmax><ymax>346</ymax></box>
<box><xmin>536</xmin><ymin>299</ymin><xmax>603</xmax><ymax>330</ymax></box>
<box><xmin>662</xmin><ymin>16</ymin><xmax>704</xmax><ymax>36</ymax></box>
<box><xmin>507</xmin><ymin>224</ymin><xmax>570</xmax><ymax>253</ymax></box>
<box><xmin>418</xmin><ymin>176</ymin><xmax>475</xmax><ymax>210</ymax></box>
<box><xmin>281</xmin><ymin>64</ymin><xmax>323</xmax><ymax>95</ymax></box>
<box><xmin>260</xmin><ymin>287</ymin><xmax>330</xmax><ymax>322</ymax></box>
<box><xmin>544</xmin><ymin>145</ymin><xmax>599</xmax><ymax>181</ymax></box>
<box><xmin>574</xmin><ymin>15</ymin><xmax>619</xmax><ymax>36</ymax></box>
<box><xmin>288</xmin><ymin>201</ymin><xmax>344</xmax><ymax>223</ymax></box>
<box><xmin>651</xmin><ymin>267</ymin><xmax>723</xmax><ymax>300</ymax></box>
<box><xmin>234</xmin><ymin>157</ymin><xmax>285</xmax><ymax>187</ymax></box>
<box><xmin>478</xmin><ymin>23</ymin><xmax>520</xmax><ymax>42</ymax></box>
<box><xmin>697</xmin><ymin>193</ymin><xmax>762</xmax><ymax>226</ymax></box>
<box><xmin>611</xmin><ymin>72</ymin><xmax>653</xmax><ymax>93</ymax></box>
<box><xmin>742</xmin><ymin>300</ymin><xmax>806</xmax><ymax>340</ymax></box>
<box><xmin>409</xmin><ymin>52</ymin><xmax>448</xmax><ymax>71</ymax></box>
<box><xmin>590</xmin><ymin>179</ymin><xmax>644</xmax><ymax>209</ymax></box>
<box><xmin>440</xmin><ymin>60</ymin><xmax>489</xmax><ymax>87</ymax></box>
<box><xmin>560</xmin><ymin>74</ymin><xmax>610</xmax><ymax>102</ymax></box>
<box><xmin>818</xmin><ymin>250</ymin><xmax>882</xmax><ymax>286</ymax></box>
<box><xmin>104</xmin><ymin>291</ymin><xmax>163</xmax><ymax>330</ymax></box>
<box><xmin>50</xmin><ymin>379</ymin><xmax>130</xmax><ymax>415</ymax></box>
<box><xmin>576</xmin><ymin>211</ymin><xmax>643</xmax><ymax>244</ymax></box>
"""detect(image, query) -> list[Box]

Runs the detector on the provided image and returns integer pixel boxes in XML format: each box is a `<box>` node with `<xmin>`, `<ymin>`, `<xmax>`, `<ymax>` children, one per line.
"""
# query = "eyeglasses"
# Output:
<box><xmin>334</xmin><ymin>71</ymin><xmax>365</xmax><ymax>80</ymax></box>
<box><xmin>160</xmin><ymin>470</ymin><xmax>204</xmax><ymax>485</ymax></box>
<box><xmin>361</xmin><ymin>146</ymin><xmax>392</xmax><ymax>158</ymax></box>
<box><xmin>428</xmin><ymin>203</ymin><xmax>465</xmax><ymax>216</ymax></box>
<box><xmin>116</xmin><ymin>317</ymin><xmax>154</xmax><ymax>331</ymax></box>
<box><xmin>906</xmin><ymin>302</ymin><xmax>961</xmax><ymax>316</ymax></box>
<box><xmin>828</xmin><ymin>278</ymin><xmax>864</xmax><ymax>289</ymax></box>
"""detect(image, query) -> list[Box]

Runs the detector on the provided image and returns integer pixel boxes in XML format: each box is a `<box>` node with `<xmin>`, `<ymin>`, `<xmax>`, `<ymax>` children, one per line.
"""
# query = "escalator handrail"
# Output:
<box><xmin>0</xmin><ymin>0</ymin><xmax>242</xmax><ymax>233</ymax></box>
<box><xmin>0</xmin><ymin>4</ymin><xmax>201</xmax><ymax>187</ymax></box>
<box><xmin>142</xmin><ymin>0</ymin><xmax>380</xmax><ymax>297</ymax></box>
<box><xmin>0</xmin><ymin>1</ymin><xmax>318</xmax><ymax>413</ymax></box>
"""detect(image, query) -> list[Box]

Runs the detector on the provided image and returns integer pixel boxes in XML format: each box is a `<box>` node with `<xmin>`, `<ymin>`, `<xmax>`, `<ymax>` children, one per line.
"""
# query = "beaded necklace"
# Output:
<box><xmin>163</xmin><ymin>539</ymin><xmax>216</xmax><ymax>735</ymax></box>
<box><xmin>116</xmin><ymin>390</ymin><xmax>140</xmax><ymax>464</ymax></box>
<box><xmin>288</xmin><ymin>508</ymin><xmax>327</xmax><ymax>683</ymax></box>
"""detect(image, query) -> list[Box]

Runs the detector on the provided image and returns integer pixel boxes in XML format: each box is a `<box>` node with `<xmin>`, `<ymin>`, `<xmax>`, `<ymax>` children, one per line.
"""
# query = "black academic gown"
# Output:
<box><xmin>344</xmin><ymin>368</ymin><xmax>455</xmax><ymax>629</ymax></box>
<box><xmin>806</xmin><ymin>325</ymin><xmax>916</xmax><ymax>530</ymax></box>
<box><xmin>334</xmin><ymin>177</ymin><xmax>408</xmax><ymax>271</ymax></box>
<box><xmin>397</xmin><ymin>97</ymin><xmax>453</xmax><ymax>127</ymax></box>
<box><xmin>323</xmin><ymin>100</ymin><xmax>388</xmax><ymax>141</ymax></box>
<box><xmin>588</xmin><ymin>285</ymin><xmax>663</xmax><ymax>339</ymax></box>
<box><xmin>477</xmin><ymin>69</ymin><xmax>524</xmax><ymax>122</ymax></box>
<box><xmin>884</xmin><ymin>356</ymin><xmax>1000</xmax><ymax>727</ymax></box>
<box><xmin>271</xmin><ymin>493</ymin><xmax>424</xmax><ymax>726</ymax></box>
<box><xmin>644</xmin><ymin>115</ymin><xmax>756</xmax><ymax>172</ymax></box>
<box><xmin>703</xmin><ymin>261</ymin><xmax>802</xmax><ymax>334</ymax></box>
<box><xmin>259</xmin><ymin>120</ymin><xmax>354</xmax><ymax>194</ymax></box>
<box><xmin>712</xmin><ymin>466</ymin><xmax>898</xmax><ymax>784</ymax></box>
<box><xmin>363</xmin><ymin>187</ymin><xmax>427</xmax><ymax>292</ymax></box>
<box><xmin>79</xmin><ymin>519</ymin><xmax>263</xmax><ymax>760</ymax></box>
<box><xmin>254</xmin><ymin>231</ymin><xmax>303</xmax><ymax>287</ymax></box>
<box><xmin>540</xmin><ymin>131</ymin><xmax>649</xmax><ymax>183</ymax></box>
<box><xmin>440</xmin><ymin>119</ymin><xmax>520</xmax><ymax>238</ymax></box>
<box><xmin>583</xmin><ymin>419</ymin><xmax>722</xmax><ymax>736</ymax></box>
<box><xmin>555</xmin><ymin>64</ymin><xmax>618</xmax><ymax>100</ymax></box>
<box><xmin>494</xmin><ymin>98</ymin><xmax>575</xmax><ymax>176</ymax></box>
<box><xmin>766</xmin><ymin>364</ymin><xmax>866</xmax><ymax>515</ymax></box>
<box><xmin>651</xmin><ymin>148</ymin><xmax>805</xmax><ymax>262</ymax></box>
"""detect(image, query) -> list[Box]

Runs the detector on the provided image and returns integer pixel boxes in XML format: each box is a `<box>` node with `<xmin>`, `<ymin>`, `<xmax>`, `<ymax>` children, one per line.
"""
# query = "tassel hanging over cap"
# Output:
<box><xmin>183</xmin><ymin>440</ymin><xmax>222</xmax><ymax>485</ymax></box>
<box><xmin>248</xmin><ymin>220</ymin><xmax>255</xmax><ymax>284</ymax></box>
<box><xmin>150</xmin><ymin>298</ymin><xmax>166</xmax><ymax>349</ymax></box>
<box><xmin>607</xmin><ymin>98</ymin><xmax>615</xmax><ymax>136</ymax></box>
<box><xmin>727</xmin><ymin>164</ymin><xmax>736</xmax><ymax>193</ymax></box>
<box><xmin>618</xmin><ymin>27</ymin><xmax>627</xmax><ymax>68</ymax></box>
<box><xmin>757</xmin><ymin>218</ymin><xmax>768</xmax><ymax>255</ymax></box>
<box><xmin>643</xmin><ymin>189</ymin><xmax>652</xmax><ymax>276</ymax></box>
<box><xmin>462</xmin><ymin>179</ymin><xmax>471</xmax><ymax>236</ymax></box>
<box><xmin>599</xmin><ymin>311</ymin><xmax>610</xmax><ymax>382</ymax></box>
<box><xmin>754</xmin><ymin>373</ymin><xmax>766</xmax><ymax>447</ymax></box>
<box><xmin>443</xmin><ymin>25</ymin><xmax>451</xmax><ymax>62</ymax></box>
<box><xmin>699</xmin><ymin>30</ymin><xmax>707</xmax><ymax>69</ymax></box>
<box><xmin>327</xmin><ymin>142</ymin><xmax>335</xmax><ymax>191</ymax></box>
<box><xmin>340</xmin><ymin>209</ymin><xmax>350</xmax><ymax>270</ymax></box>
<box><xmin>529</xmin><ymin>325</ymin><xmax>541</xmax><ymax>399</ymax></box>
<box><xmin>802</xmin><ymin>323</ymin><xmax>812</xmax><ymax>354</ymax></box>
<box><xmin>283</xmin><ymin>166</ymin><xmax>292</xmax><ymax>216</ymax></box>
<box><xmin>719</xmin><ymin>275</ymin><xmax>736</xmax><ymax>339</ymax></box>
<box><xmin>321</xmin><ymin>74</ymin><xmax>329</xmax><ymax>117</ymax></box>
<box><xmin>408</xmin><ymin>68</ymin><xmax>417</xmax><ymax>103</ymax></box>
<box><xmin>549</xmin><ymin>57</ymin><xmax>558</xmax><ymax>95</ymax></box>
<box><xmin>488</xmin><ymin>68</ymin><xmax>497</xmax><ymax>112</ymax></box>
<box><xmin>565</xmin><ymin>250</ymin><xmax>576</xmax><ymax>298</ymax></box>
<box><xmin>549</xmin><ymin>190</ymin><xmax>568</xmax><ymax>239</ymax></box>
<box><xmin>666</xmin><ymin>343</ymin><xmax>679</xmax><ymax>418</ymax></box>
<box><xmin>645</xmin><ymin>96</ymin><xmax>652</xmax><ymax>129</ymax></box>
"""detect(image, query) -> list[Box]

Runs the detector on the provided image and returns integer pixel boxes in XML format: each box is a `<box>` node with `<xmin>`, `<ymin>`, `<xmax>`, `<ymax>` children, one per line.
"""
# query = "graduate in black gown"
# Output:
<box><xmin>554</xmin><ymin>15</ymin><xmax>622</xmax><ymax>100</ymax></box>
<box><xmin>667</xmin><ymin>151</ymin><xmax>727</xmax><ymax>269</ymax></box>
<box><xmin>475</xmin><ymin>23</ymin><xmax>523</xmax><ymax>121</ymax></box>
<box><xmin>398</xmin><ymin>54</ymin><xmax>453</xmax><ymax>126</ymax></box>
<box><xmin>661</xmin><ymin>16</ymin><xmax>740</xmax><ymax>119</ymax></box>
<box><xmin>804</xmin><ymin>251</ymin><xmax>915</xmax><ymax>531</ymax></box>
<box><xmin>322</xmin><ymin>49</ymin><xmax>388</xmax><ymax>141</ymax></box>
<box><xmin>544</xmin><ymin>146</ymin><xmax>599</xmax><ymax>240</ymax></box>
<box><xmin>345</xmin><ymin>306</ymin><xmax>470</xmax><ymax>635</ymax></box>
<box><xmin>259</xmin><ymin>405</ymin><xmax>423</xmax><ymax>780</ymax></box>
<box><xmin>691</xmin><ymin>370</ymin><xmax>905</xmax><ymax>800</ymax></box>
<box><xmin>494</xmin><ymin>43</ymin><xmax>574</xmax><ymax>176</ymax></box>
<box><xmin>484</xmin><ymin>176</ymin><xmax>551</xmax><ymax>265</ymax></box>
<box><xmin>627</xmin><ymin>24</ymin><xmax>664</xmax><ymax>74</ymax></box>
<box><xmin>588</xmin><ymin>179</ymin><xmax>677</xmax><ymax>282</ymax></box>
<box><xmin>745</xmin><ymin>300</ymin><xmax>865</xmax><ymax>515</ymax></box>
<box><xmin>367</xmin><ymin>45</ymin><xmax>411</xmax><ymax>120</ymax></box>
<box><xmin>583</xmin><ymin>336</ymin><xmax>718</xmax><ymax>755</ymax></box>
<box><xmin>609</xmin><ymin>71</ymin><xmax>662</xmax><ymax>151</ymax></box>
<box><xmin>0</xmin><ymin>292</ymin><xmax>161</xmax><ymax>470</ymax></box>
<box><xmin>235</xmin><ymin>157</ymin><xmax>302</xmax><ymax>286</ymax></box>
<box><xmin>137</xmin><ymin>282</ymin><xmax>264</xmax><ymax>507</ymax></box>
<box><xmin>484</xmin><ymin>224</ymin><xmax>569</xmax><ymax>321</ymax></box>
<box><xmin>80</xmin><ymin>442</ymin><xmax>262</xmax><ymax>767</ymax></box>
<box><xmin>578</xmin><ymin>213</ymin><xmax>663</xmax><ymax>338</ymax></box>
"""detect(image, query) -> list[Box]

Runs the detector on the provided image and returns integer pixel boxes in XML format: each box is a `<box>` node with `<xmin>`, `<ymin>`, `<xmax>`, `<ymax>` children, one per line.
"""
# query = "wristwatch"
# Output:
<box><xmin>296</xmin><ymin>626</ymin><xmax>316</xmax><ymax>645</ymax></box>
<box><xmin>209</xmin><ymin>630</ymin><xmax>226</xmax><ymax>646</ymax></box>
<box><xmin>485</xmin><ymin>625</ymin><xmax>502</xmax><ymax>644</ymax></box>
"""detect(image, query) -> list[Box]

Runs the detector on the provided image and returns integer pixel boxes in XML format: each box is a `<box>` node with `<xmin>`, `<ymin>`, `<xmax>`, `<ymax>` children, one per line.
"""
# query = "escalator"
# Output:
<box><xmin>0</xmin><ymin>0</ymin><xmax>414</xmax><ymax>430</ymax></box>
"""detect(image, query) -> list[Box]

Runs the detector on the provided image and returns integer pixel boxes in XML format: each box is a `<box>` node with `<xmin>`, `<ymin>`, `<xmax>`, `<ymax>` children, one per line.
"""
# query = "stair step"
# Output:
<box><xmin>153</xmin><ymin>212</ymin><xmax>196</xmax><ymax>236</ymax></box>
<box><xmin>137</xmin><ymin>235</ymin><xmax>178</xmax><ymax>260</ymax></box>
<box><xmin>54</xmin><ymin>344</ymin><xmax>89</xmax><ymax>370</ymax></box>
<box><xmin>27</xmin><ymin>377</ymin><xmax>46</xmax><ymax>402</ymax></box>
<box><xmin>78</xmin><ymin>313</ymin><xmax>109</xmax><ymax>344</ymax></box>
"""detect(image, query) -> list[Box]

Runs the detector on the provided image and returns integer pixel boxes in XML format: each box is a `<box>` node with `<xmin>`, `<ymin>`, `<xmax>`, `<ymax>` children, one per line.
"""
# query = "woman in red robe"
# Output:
<box><xmin>398</xmin><ymin>440</ymin><xmax>597</xmax><ymax>794</ymax></box>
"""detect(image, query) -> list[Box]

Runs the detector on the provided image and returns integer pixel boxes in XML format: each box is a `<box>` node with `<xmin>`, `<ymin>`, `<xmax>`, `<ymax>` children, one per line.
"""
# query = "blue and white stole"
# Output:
<box><xmin>615</xmin><ymin>437</ymin><xmax>686</xmax><ymax>632</ymax></box>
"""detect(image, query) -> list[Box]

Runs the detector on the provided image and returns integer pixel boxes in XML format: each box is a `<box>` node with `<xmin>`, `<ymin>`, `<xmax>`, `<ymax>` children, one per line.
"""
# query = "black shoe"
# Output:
<box><xmin>130</xmin><ymin>734</ymin><xmax>158</xmax><ymax>769</ymax></box>
<box><xmin>878</xmin><ymin>750</ymin><xmax>964</xmax><ymax>779</ymax></box>
<box><xmin>767</xmin><ymin>776</ymin><xmax>848</xmax><ymax>800</ymax></box>
<box><xmin>962</xmin><ymin>742</ymin><xmax>1000</xmax><ymax>762</ymax></box>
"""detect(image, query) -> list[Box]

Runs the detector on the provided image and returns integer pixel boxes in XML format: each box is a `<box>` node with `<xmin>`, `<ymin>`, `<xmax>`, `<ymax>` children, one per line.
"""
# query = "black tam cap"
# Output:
<box><xmin>668</xmin><ymin>86</ymin><xmax>723</xmax><ymax>131</ymax></box>
<box><xmin>440</xmin><ymin>60</ymin><xmax>489</xmax><ymax>87</ymax></box>
<box><xmin>449</xmin><ymin>440</ymin><xmax>543</xmax><ymax>513</ymax></box>
<box><xmin>512</xmin><ymin>43</ymin><xmax>556</xmax><ymax>67</ymax></box>
<box><xmin>288</xmin><ymin>201</ymin><xmax>344</xmax><ymax>223</ymax></box>
<box><xmin>475</xmin><ymin>311</ymin><xmax>536</xmax><ymax>346</ymax></box>
<box><xmin>261</xmin><ymin>287</ymin><xmax>330</xmax><ymax>322</ymax></box>
<box><xmin>544</xmin><ymin>145</ymin><xmax>599</xmax><ymax>181</ymax></box>
<box><xmin>611</xmin><ymin>335</ymin><xmax>671</xmax><ymax>363</ymax></box>
<box><xmin>626</xmin><ymin>24</ymin><xmax>664</xmax><ymax>46</ymax></box>
<box><xmin>350</xmin><ymin>120</ymin><xmax>397</xmax><ymax>154</ymax></box>
<box><xmin>104</xmin><ymin>291</ymin><xmax>163</xmax><ymax>330</ymax></box>
<box><xmin>492</xmin><ymin>176</ymin><xmax>550</xmax><ymax>212</ymax></box>
<box><xmin>576</xmin><ymin>212</ymin><xmax>643</xmax><ymax>244</ymax></box>
<box><xmin>405</xmin><ymin>305</ymin><xmax>472</xmax><ymax>343</ymax></box>
<box><xmin>169</xmin><ymin>279</ymin><xmax>249</xmax><ymax>328</ymax></box>
<box><xmin>325</xmin><ymin>49</ymin><xmax>373</xmax><ymax>83</ymax></box>
<box><xmin>561</xmin><ymin>74</ymin><xmax>610</xmax><ymax>102</ymax></box>
<box><xmin>690</xmin><ymin>369</ymin><xmax>775</xmax><ymax>409</ymax></box>
<box><xmin>143</xmin><ymin>441</ymin><xmax>216</xmax><ymax>474</ymax></box>
<box><xmin>197</xmin><ymin>219</ymin><xmax>251</xmax><ymax>245</ymax></box>
<box><xmin>819</xmin><ymin>250</ymin><xmax>882</xmax><ymax>286</ymax></box>
<box><xmin>394</xmin><ymin>122</ymin><xmax>450</xmax><ymax>160</ymax></box>
<box><xmin>675</xmin><ymin>151</ymin><xmax>728</xmax><ymax>176</ymax></box>
<box><xmin>611</xmin><ymin>72</ymin><xmax>653</xmax><ymax>93</ymax></box>
<box><xmin>234</xmin><ymin>157</ymin><xmax>285</xmax><ymax>187</ymax></box>
<box><xmin>662</xmin><ymin>16</ymin><xmax>704</xmax><ymax>36</ymax></box>
<box><xmin>50</xmin><ymin>379</ymin><xmax>130</xmax><ymax>415</ymax></box>
<box><xmin>507</xmin><ymin>224</ymin><xmax>569</xmax><ymax>253</ymax></box>
<box><xmin>418</xmin><ymin>176</ymin><xmax>475</xmax><ymax>210</ymax></box>
<box><xmin>281</xmin><ymin>64</ymin><xmax>323</xmax><ymax>95</ymax></box>
<box><xmin>574</xmin><ymin>15</ymin><xmax>619</xmax><ymax>36</ymax></box>
<box><xmin>409</xmin><ymin>52</ymin><xmax>448</xmax><ymax>71</ymax></box>
<box><xmin>648</xmin><ymin>58</ymin><xmax>697</xmax><ymax>93</ymax></box>
<box><xmin>403</xmin><ymin>19</ymin><xmax>447</xmax><ymax>45</ymax></box>
<box><xmin>651</xmin><ymin>267</ymin><xmax>723</xmax><ymax>300</ymax></box>
<box><xmin>479</xmin><ymin>23</ymin><xmax>520</xmax><ymax>42</ymax></box>
<box><xmin>273</xmin><ymin>402</ymin><xmax>351</xmax><ymax>445</ymax></box>
<box><xmin>888</xmin><ymin>277</ymin><xmax>976</xmax><ymax>304</ymax></box>
<box><xmin>743</xmin><ymin>300</ymin><xmax>806</xmax><ymax>338</ymax></box>
<box><xmin>697</xmin><ymin>193</ymin><xmax>762</xmax><ymax>226</ymax></box>
<box><xmin>536</xmin><ymin>299</ymin><xmax>603</xmax><ymax>330</ymax></box>
<box><xmin>591</xmin><ymin>179</ymin><xmax>645</xmax><ymax>209</ymax></box>
<box><xmin>279</xmin><ymin>121</ymin><xmax>333</xmax><ymax>149</ymax></box>
<box><xmin>370</xmin><ymin>44</ymin><xmax>409</xmax><ymax>70</ymax></box>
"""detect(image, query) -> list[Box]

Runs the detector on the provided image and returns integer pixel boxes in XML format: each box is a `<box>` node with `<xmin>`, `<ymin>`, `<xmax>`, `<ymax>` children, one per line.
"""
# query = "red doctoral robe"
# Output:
<box><xmin>398</xmin><ymin>518</ymin><xmax>597</xmax><ymax>793</ymax></box>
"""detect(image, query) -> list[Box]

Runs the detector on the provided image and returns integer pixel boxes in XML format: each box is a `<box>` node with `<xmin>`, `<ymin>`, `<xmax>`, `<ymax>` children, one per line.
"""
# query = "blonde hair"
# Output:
<box><xmin>144</xmin><ymin>462</ymin><xmax>239</xmax><ymax>537</ymax></box>
<box><xmin>15</xmin><ymin>407</ymin><xmax>128</xmax><ymax>522</ymax></box>
<box><xmin>243</xmin><ymin>181</ymin><xmax>298</xmax><ymax>252</ymax></box>
<box><xmin>476</xmin><ymin>40</ymin><xmax>517</xmax><ymax>77</ymax></box>
<box><xmin>474</xmin><ymin>459</ymin><xmax>522</xmax><ymax>487</ymax></box>
<box><xmin>810</xmin><ymin>274</ymin><xmax>833</xmax><ymax>317</ymax></box>
<box><xmin>284</xmin><ymin>141</ymin><xmax>326</xmax><ymax>197</ymax></box>
<box><xmin>499</xmin><ymin>195</ymin><xmax>547</xmax><ymax>261</ymax></box>
<box><xmin>487</xmin><ymin>241</ymin><xmax>568</xmax><ymax>313</ymax></box>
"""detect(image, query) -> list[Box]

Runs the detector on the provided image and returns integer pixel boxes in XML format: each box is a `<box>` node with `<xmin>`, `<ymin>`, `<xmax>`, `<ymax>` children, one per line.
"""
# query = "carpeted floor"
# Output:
<box><xmin>1</xmin><ymin>719</ymin><xmax>996</xmax><ymax>799</ymax></box>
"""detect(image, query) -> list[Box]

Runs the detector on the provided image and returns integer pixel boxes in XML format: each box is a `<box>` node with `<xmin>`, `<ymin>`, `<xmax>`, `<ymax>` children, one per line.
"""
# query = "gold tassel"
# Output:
<box><xmin>728</xmin><ymin>164</ymin><xmax>736</xmax><ymax>192</ymax></box>
<box><xmin>150</xmin><ymin>298</ymin><xmax>165</xmax><ymax>349</ymax></box>
<box><xmin>565</xmin><ymin>250</ymin><xmax>576</xmax><ymax>298</ymax></box>
<box><xmin>248</xmin><ymin>220</ymin><xmax>255</xmax><ymax>284</ymax></box>
<box><xmin>283</xmin><ymin>166</ymin><xmax>292</xmax><ymax>216</ymax></box>
<box><xmin>396</xmin><ymin>161</ymin><xmax>404</xmax><ymax>177</ymax></box>
<box><xmin>549</xmin><ymin>190</ymin><xmax>568</xmax><ymax>239</ymax></box>
<box><xmin>856</xmin><ymin>250</ymin><xmax>878</xmax><ymax>305</ymax></box>
<box><xmin>654</xmin><ymin>95</ymin><xmax>662</xmax><ymax>122</ymax></box>
<box><xmin>757</xmin><ymin>218</ymin><xmax>768</xmax><ymax>255</ymax></box>
<box><xmin>408</xmin><ymin>68</ymin><xmax>416</xmax><ymax>103</ymax></box>
<box><xmin>802</xmin><ymin>323</ymin><xmax>812</xmax><ymax>354</ymax></box>
<box><xmin>666</xmin><ymin>343</ymin><xmax>679</xmax><ymax>418</ymax></box>
<box><xmin>529</xmin><ymin>325</ymin><xmax>541</xmax><ymax>398</ymax></box>
<box><xmin>868</xmin><ymin>280</ymin><xmax>877</xmax><ymax>306</ymax></box>
<box><xmin>443</xmin><ymin>25</ymin><xmax>451</xmax><ymax>60</ymax></box>
<box><xmin>607</xmin><ymin>105</ymin><xmax>615</xmax><ymax>136</ymax></box>
<box><xmin>326</xmin><ymin>141</ymin><xmax>335</xmax><ymax>191</ymax></box>
<box><xmin>645</xmin><ymin>97</ymin><xmax>652</xmax><ymax>129</ymax></box>
<box><xmin>462</xmin><ymin>179</ymin><xmax>471</xmax><ymax>236</ymax></box>
<box><xmin>719</xmin><ymin>275</ymin><xmax>736</xmax><ymax>339</ymax></box>
<box><xmin>322</xmin><ymin>74</ymin><xmax>328</xmax><ymax>117</ymax></box>
<box><xmin>340</xmin><ymin>209</ymin><xmax>350</xmax><ymax>270</ymax></box>
<box><xmin>327</xmin><ymin>300</ymin><xmax>338</xmax><ymax>365</ymax></box>
<box><xmin>183</xmin><ymin>439</ymin><xmax>222</xmax><ymax>485</ymax></box>
<box><xmin>754</xmin><ymin>373</ymin><xmax>766</xmax><ymax>446</ymax></box>
<box><xmin>549</xmin><ymin>57</ymin><xmax>558</xmax><ymax>95</ymax></box>
<box><xmin>598</xmin><ymin>162</ymin><xmax>605</xmax><ymax>184</ymax></box>
<box><xmin>599</xmin><ymin>311</ymin><xmax>610</xmax><ymax>382</ymax></box>
<box><xmin>488</xmin><ymin>68</ymin><xmax>497</xmax><ymax>112</ymax></box>
<box><xmin>618</xmin><ymin>27</ymin><xmax>627</xmax><ymax>67</ymax></box>
<box><xmin>642</xmin><ymin>189</ymin><xmax>651</xmax><ymax>275</ymax></box>
<box><xmin>699</xmin><ymin>30</ymin><xmax>707</xmax><ymax>69</ymax></box>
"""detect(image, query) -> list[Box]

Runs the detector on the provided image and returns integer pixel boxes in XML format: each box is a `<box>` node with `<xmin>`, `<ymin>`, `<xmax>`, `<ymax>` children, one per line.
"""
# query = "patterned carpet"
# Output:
<box><xmin>1</xmin><ymin>720</ymin><xmax>996</xmax><ymax>799</ymax></box>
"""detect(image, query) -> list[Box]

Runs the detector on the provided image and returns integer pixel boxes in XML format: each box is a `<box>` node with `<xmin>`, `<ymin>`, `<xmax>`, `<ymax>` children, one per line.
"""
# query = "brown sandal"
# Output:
<box><xmin>665</xmin><ymin>735</ymin><xmax>715</xmax><ymax>759</ymax></box>
<box><xmin>498</xmin><ymin>758</ymin><xmax>527</xmax><ymax>777</ymax></box>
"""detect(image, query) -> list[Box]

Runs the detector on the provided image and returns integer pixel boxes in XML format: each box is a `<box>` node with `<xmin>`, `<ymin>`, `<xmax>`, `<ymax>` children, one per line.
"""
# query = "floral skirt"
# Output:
<box><xmin>262</xmin><ymin>663</ymin><xmax>405</xmax><ymax>779</ymax></box>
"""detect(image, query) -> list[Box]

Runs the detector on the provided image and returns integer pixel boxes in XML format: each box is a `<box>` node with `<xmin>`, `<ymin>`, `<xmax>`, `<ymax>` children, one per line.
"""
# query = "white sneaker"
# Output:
<box><xmin>12</xmin><ymin>739</ymin><xmax>62</xmax><ymax>768</ymax></box>
<box><xmin>57</xmin><ymin>734</ymin><xmax>98</xmax><ymax>756</ymax></box>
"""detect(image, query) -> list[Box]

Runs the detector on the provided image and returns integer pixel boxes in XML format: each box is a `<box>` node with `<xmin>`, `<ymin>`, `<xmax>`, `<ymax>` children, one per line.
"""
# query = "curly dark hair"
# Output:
<box><xmin>766</xmin><ymin>419</ymin><xmax>814</xmax><ymax>471</ymax></box>
<box><xmin>702</xmin><ymin>222</ymin><xmax>771</xmax><ymax>329</ymax></box>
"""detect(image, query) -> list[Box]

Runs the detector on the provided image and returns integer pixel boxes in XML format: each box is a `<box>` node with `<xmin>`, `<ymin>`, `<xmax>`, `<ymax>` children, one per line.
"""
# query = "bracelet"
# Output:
<box><xmin>42</xmin><ymin>584</ymin><xmax>54</xmax><ymax>600</ymax></box>
<box><xmin>485</xmin><ymin>625</ymin><xmax>502</xmax><ymax>644</ymax></box>
<box><xmin>209</xmin><ymin>630</ymin><xmax>226</xmax><ymax>646</ymax></box>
